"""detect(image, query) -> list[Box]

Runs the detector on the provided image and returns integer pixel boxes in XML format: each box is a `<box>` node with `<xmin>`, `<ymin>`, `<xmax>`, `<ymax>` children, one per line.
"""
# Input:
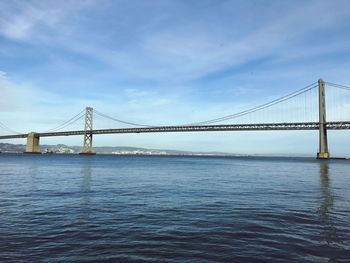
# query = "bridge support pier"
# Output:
<box><xmin>317</xmin><ymin>79</ymin><xmax>330</xmax><ymax>159</ymax></box>
<box><xmin>24</xmin><ymin>132</ymin><xmax>41</xmax><ymax>154</ymax></box>
<box><xmin>79</xmin><ymin>107</ymin><xmax>96</xmax><ymax>155</ymax></box>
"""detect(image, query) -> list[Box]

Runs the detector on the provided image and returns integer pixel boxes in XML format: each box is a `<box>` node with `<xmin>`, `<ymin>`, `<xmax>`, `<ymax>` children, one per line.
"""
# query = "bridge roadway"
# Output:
<box><xmin>0</xmin><ymin>122</ymin><xmax>350</xmax><ymax>139</ymax></box>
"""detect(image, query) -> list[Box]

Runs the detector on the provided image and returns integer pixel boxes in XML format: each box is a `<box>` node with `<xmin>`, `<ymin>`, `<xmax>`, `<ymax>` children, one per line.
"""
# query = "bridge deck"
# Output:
<box><xmin>0</xmin><ymin>122</ymin><xmax>349</xmax><ymax>139</ymax></box>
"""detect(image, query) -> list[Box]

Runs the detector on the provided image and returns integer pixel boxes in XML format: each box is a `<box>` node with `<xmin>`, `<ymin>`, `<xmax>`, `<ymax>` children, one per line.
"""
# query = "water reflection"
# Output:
<box><xmin>78</xmin><ymin>163</ymin><xmax>92</xmax><ymax>223</ymax></box>
<box><xmin>319</xmin><ymin>161</ymin><xmax>333</xmax><ymax>216</ymax></box>
<box><xmin>28</xmin><ymin>162</ymin><xmax>39</xmax><ymax>191</ymax></box>
<box><xmin>81</xmin><ymin>163</ymin><xmax>92</xmax><ymax>200</ymax></box>
<box><xmin>318</xmin><ymin>161</ymin><xmax>337</xmax><ymax>245</ymax></box>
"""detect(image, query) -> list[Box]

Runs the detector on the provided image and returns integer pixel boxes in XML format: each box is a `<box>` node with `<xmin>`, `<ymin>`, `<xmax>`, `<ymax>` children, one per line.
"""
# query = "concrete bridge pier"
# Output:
<box><xmin>24</xmin><ymin>132</ymin><xmax>41</xmax><ymax>154</ymax></box>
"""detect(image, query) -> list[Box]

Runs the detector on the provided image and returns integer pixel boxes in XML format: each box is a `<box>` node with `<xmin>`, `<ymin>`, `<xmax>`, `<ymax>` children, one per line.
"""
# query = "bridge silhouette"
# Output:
<box><xmin>1</xmin><ymin>79</ymin><xmax>350</xmax><ymax>159</ymax></box>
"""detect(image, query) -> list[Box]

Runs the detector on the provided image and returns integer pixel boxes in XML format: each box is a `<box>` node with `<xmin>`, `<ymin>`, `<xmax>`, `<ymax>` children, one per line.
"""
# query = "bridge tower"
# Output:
<box><xmin>317</xmin><ymin>79</ymin><xmax>330</xmax><ymax>159</ymax></box>
<box><xmin>80</xmin><ymin>107</ymin><xmax>96</xmax><ymax>155</ymax></box>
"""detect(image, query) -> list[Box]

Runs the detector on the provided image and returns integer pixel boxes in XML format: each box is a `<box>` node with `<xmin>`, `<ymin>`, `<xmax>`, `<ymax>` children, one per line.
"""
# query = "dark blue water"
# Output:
<box><xmin>0</xmin><ymin>154</ymin><xmax>349</xmax><ymax>262</ymax></box>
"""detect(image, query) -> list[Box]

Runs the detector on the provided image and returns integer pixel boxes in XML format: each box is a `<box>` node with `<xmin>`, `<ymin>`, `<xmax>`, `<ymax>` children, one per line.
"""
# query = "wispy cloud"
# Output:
<box><xmin>1</xmin><ymin>0</ymin><xmax>349</xmax><ymax>83</ymax></box>
<box><xmin>0</xmin><ymin>0</ymin><xmax>94</xmax><ymax>42</ymax></box>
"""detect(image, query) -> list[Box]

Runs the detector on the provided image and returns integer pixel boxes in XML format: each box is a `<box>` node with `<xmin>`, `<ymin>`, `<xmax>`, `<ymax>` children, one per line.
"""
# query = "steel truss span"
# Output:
<box><xmin>0</xmin><ymin>122</ymin><xmax>349</xmax><ymax>140</ymax></box>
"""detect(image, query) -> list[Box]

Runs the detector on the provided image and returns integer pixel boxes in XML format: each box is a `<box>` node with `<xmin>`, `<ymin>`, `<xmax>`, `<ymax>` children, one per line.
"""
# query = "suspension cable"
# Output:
<box><xmin>94</xmin><ymin>110</ymin><xmax>154</xmax><ymax>127</ymax></box>
<box><xmin>48</xmin><ymin>114</ymin><xmax>85</xmax><ymax>132</ymax></box>
<box><xmin>326</xmin><ymin>82</ymin><xmax>350</xmax><ymax>91</ymax></box>
<box><xmin>0</xmin><ymin>120</ymin><xmax>21</xmax><ymax>134</ymax></box>
<box><xmin>187</xmin><ymin>82</ymin><xmax>318</xmax><ymax>125</ymax></box>
<box><xmin>3</xmin><ymin>80</ymin><xmax>337</xmax><ymax>135</ymax></box>
<box><xmin>44</xmin><ymin>109</ymin><xmax>85</xmax><ymax>132</ymax></box>
<box><xmin>95</xmin><ymin>82</ymin><xmax>318</xmax><ymax>127</ymax></box>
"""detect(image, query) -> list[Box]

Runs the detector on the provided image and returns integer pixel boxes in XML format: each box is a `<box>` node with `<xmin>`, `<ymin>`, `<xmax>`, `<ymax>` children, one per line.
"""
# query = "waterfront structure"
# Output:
<box><xmin>0</xmin><ymin>79</ymin><xmax>349</xmax><ymax>159</ymax></box>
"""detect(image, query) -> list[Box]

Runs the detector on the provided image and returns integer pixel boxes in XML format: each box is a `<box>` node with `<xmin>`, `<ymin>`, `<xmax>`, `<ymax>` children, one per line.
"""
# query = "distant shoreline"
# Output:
<box><xmin>1</xmin><ymin>142</ymin><xmax>349</xmax><ymax>159</ymax></box>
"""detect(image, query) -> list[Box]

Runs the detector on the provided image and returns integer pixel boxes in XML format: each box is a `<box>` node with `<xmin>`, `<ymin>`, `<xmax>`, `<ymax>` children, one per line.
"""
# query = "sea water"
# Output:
<box><xmin>0</xmin><ymin>154</ymin><xmax>349</xmax><ymax>262</ymax></box>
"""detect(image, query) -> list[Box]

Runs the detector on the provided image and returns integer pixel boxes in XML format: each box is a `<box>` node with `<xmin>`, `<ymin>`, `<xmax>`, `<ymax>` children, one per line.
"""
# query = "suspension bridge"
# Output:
<box><xmin>1</xmin><ymin>79</ymin><xmax>350</xmax><ymax>159</ymax></box>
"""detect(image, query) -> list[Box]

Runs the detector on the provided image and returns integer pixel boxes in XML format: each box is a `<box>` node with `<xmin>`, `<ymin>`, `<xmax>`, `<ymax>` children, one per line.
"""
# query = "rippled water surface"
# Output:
<box><xmin>0</xmin><ymin>154</ymin><xmax>349</xmax><ymax>262</ymax></box>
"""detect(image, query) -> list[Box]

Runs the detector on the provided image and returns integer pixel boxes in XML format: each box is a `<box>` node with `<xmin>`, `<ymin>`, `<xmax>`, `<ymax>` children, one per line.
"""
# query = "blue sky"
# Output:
<box><xmin>1</xmin><ymin>0</ymin><xmax>350</xmax><ymax>156</ymax></box>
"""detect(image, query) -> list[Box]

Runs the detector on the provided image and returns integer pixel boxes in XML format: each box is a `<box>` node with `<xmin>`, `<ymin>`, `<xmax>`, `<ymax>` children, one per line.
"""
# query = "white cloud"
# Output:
<box><xmin>0</xmin><ymin>71</ymin><xmax>6</xmax><ymax>78</ymax></box>
<box><xmin>0</xmin><ymin>72</ymin><xmax>103</xmax><ymax>133</ymax></box>
<box><xmin>0</xmin><ymin>0</ymin><xmax>93</xmax><ymax>42</ymax></box>
<box><xmin>133</xmin><ymin>0</ymin><xmax>350</xmax><ymax>82</ymax></box>
<box><xmin>0</xmin><ymin>71</ymin><xmax>33</xmax><ymax>112</ymax></box>
<box><xmin>1</xmin><ymin>0</ymin><xmax>349</xmax><ymax>83</ymax></box>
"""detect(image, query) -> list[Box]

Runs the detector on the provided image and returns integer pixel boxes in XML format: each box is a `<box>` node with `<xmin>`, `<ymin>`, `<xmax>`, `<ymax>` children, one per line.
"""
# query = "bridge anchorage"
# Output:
<box><xmin>1</xmin><ymin>78</ymin><xmax>350</xmax><ymax>158</ymax></box>
<box><xmin>24</xmin><ymin>132</ymin><xmax>41</xmax><ymax>154</ymax></box>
